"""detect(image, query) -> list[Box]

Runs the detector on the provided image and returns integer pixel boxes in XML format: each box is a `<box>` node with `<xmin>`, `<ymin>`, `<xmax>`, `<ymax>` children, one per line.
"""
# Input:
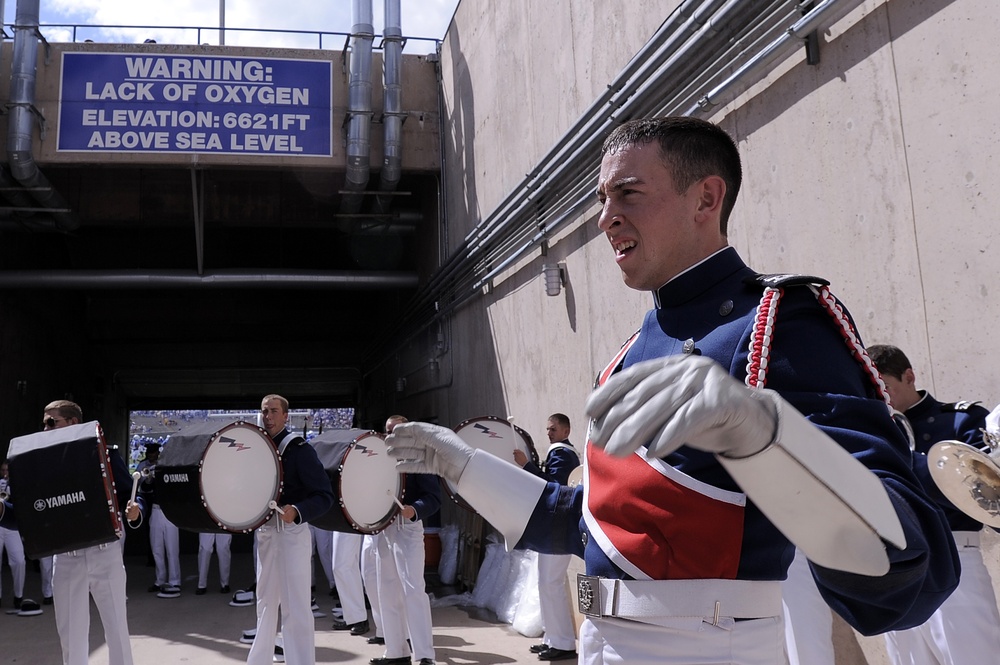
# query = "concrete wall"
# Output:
<box><xmin>402</xmin><ymin>0</ymin><xmax>1000</xmax><ymax>662</ymax></box>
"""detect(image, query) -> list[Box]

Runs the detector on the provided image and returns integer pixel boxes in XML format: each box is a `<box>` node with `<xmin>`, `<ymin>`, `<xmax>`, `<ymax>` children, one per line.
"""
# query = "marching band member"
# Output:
<box><xmin>387</xmin><ymin>117</ymin><xmax>960</xmax><ymax>664</ymax></box>
<box><xmin>514</xmin><ymin>414</ymin><xmax>580</xmax><ymax>661</ymax></box>
<box><xmin>868</xmin><ymin>344</ymin><xmax>1000</xmax><ymax>665</ymax></box>
<box><xmin>36</xmin><ymin>400</ymin><xmax>144</xmax><ymax>665</ymax></box>
<box><xmin>245</xmin><ymin>394</ymin><xmax>334</xmax><ymax>665</ymax></box>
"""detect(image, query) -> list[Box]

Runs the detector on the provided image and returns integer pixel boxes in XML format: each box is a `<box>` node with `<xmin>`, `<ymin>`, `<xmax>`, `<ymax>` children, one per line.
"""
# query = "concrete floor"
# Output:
<box><xmin>0</xmin><ymin>551</ymin><xmax>542</xmax><ymax>665</ymax></box>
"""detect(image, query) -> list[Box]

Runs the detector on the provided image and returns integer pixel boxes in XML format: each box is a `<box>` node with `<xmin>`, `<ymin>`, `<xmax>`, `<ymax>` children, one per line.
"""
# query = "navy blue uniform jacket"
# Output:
<box><xmin>518</xmin><ymin>247</ymin><xmax>958</xmax><ymax>636</ymax></box>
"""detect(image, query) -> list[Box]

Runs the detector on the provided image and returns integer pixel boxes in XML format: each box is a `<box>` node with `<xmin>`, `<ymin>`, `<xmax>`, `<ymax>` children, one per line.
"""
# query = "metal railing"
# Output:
<box><xmin>0</xmin><ymin>22</ymin><xmax>441</xmax><ymax>54</ymax></box>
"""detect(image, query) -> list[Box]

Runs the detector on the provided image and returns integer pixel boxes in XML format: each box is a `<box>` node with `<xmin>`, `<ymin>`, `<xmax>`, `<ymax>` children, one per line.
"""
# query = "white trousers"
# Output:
<box><xmin>376</xmin><ymin>518</ymin><xmax>435</xmax><ymax>661</ymax></box>
<box><xmin>247</xmin><ymin>519</ymin><xmax>314</xmax><ymax>665</ymax></box>
<box><xmin>361</xmin><ymin>533</ymin><xmax>383</xmax><ymax>637</ymax></box>
<box><xmin>781</xmin><ymin>548</ymin><xmax>835</xmax><ymax>665</ymax></box>
<box><xmin>53</xmin><ymin>539</ymin><xmax>134</xmax><ymax>665</ymax></box>
<box><xmin>332</xmin><ymin>530</ymin><xmax>367</xmax><ymax>624</ymax></box>
<box><xmin>0</xmin><ymin>526</ymin><xmax>26</xmax><ymax>599</ymax></box>
<box><xmin>310</xmin><ymin>526</ymin><xmax>335</xmax><ymax>591</ymax></box>
<box><xmin>198</xmin><ymin>532</ymin><xmax>232</xmax><ymax>589</ymax></box>
<box><xmin>580</xmin><ymin>613</ymin><xmax>786</xmax><ymax>665</ymax></box>
<box><xmin>150</xmin><ymin>505</ymin><xmax>180</xmax><ymax>587</ymax></box>
<box><xmin>884</xmin><ymin>532</ymin><xmax>1000</xmax><ymax>665</ymax></box>
<box><xmin>40</xmin><ymin>555</ymin><xmax>54</xmax><ymax>598</ymax></box>
<box><xmin>537</xmin><ymin>552</ymin><xmax>576</xmax><ymax>651</ymax></box>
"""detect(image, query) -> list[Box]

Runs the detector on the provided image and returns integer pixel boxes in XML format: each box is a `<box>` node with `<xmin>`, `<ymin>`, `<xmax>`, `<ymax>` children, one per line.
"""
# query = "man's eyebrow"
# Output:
<box><xmin>597</xmin><ymin>175</ymin><xmax>642</xmax><ymax>197</ymax></box>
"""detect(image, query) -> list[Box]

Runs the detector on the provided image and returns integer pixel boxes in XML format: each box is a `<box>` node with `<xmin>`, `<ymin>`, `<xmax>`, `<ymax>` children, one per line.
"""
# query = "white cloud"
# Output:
<box><xmin>13</xmin><ymin>0</ymin><xmax>457</xmax><ymax>54</ymax></box>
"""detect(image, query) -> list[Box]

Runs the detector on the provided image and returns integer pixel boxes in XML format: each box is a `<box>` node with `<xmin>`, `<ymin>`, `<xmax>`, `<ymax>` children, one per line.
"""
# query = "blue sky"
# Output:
<box><xmin>2</xmin><ymin>0</ymin><xmax>459</xmax><ymax>54</ymax></box>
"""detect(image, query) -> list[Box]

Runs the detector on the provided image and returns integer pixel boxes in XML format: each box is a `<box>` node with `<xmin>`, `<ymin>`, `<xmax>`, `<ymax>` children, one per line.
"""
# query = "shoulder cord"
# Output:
<box><xmin>745</xmin><ymin>285</ymin><xmax>890</xmax><ymax>406</ymax></box>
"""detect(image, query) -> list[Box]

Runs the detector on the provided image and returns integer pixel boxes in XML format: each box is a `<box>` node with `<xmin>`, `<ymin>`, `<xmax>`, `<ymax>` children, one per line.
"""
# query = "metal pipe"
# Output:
<box><xmin>375</xmin><ymin>0</ymin><xmax>404</xmax><ymax>215</ymax></box>
<box><xmin>0</xmin><ymin>269</ymin><xmax>419</xmax><ymax>289</ymax></box>
<box><xmin>6</xmin><ymin>0</ymin><xmax>79</xmax><ymax>231</ymax></box>
<box><xmin>341</xmin><ymin>0</ymin><xmax>375</xmax><ymax>215</ymax></box>
<box><xmin>688</xmin><ymin>0</ymin><xmax>858</xmax><ymax>115</ymax></box>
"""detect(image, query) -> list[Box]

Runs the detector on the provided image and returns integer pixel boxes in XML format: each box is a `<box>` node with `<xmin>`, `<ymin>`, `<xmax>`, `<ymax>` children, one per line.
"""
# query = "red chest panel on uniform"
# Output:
<box><xmin>586</xmin><ymin>444</ymin><xmax>745</xmax><ymax>580</ymax></box>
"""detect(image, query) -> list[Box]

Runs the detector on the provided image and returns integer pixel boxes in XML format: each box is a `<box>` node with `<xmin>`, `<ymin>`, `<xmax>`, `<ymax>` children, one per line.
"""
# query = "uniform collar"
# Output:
<box><xmin>652</xmin><ymin>246</ymin><xmax>743</xmax><ymax>309</ymax></box>
<box><xmin>903</xmin><ymin>391</ymin><xmax>932</xmax><ymax>418</ymax></box>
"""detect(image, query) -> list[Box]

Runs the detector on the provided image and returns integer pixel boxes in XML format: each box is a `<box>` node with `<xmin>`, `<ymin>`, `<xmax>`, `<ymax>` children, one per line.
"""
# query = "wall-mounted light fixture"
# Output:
<box><xmin>395</xmin><ymin>377</ymin><xmax>407</xmax><ymax>393</ymax></box>
<box><xmin>542</xmin><ymin>262</ymin><xmax>566</xmax><ymax>296</ymax></box>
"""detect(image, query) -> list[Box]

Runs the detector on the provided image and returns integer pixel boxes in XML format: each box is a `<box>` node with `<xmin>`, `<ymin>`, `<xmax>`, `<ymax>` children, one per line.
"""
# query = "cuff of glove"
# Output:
<box><xmin>717</xmin><ymin>390</ymin><xmax>904</xmax><ymax>576</ymax></box>
<box><xmin>457</xmin><ymin>449</ymin><xmax>548</xmax><ymax>550</ymax></box>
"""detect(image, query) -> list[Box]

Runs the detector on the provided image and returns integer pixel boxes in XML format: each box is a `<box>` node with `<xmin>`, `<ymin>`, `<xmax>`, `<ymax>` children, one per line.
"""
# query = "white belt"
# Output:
<box><xmin>953</xmin><ymin>531</ymin><xmax>980</xmax><ymax>548</ymax></box>
<box><xmin>577</xmin><ymin>575</ymin><xmax>782</xmax><ymax>626</ymax></box>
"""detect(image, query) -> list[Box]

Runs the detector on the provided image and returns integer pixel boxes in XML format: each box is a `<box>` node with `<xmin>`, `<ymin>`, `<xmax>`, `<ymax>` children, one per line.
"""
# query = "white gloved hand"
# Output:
<box><xmin>385</xmin><ymin>421</ymin><xmax>475</xmax><ymax>484</ymax></box>
<box><xmin>586</xmin><ymin>355</ymin><xmax>778</xmax><ymax>459</ymax></box>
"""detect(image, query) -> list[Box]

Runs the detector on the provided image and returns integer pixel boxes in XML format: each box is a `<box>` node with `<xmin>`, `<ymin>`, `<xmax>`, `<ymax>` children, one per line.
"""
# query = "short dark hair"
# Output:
<box><xmin>601</xmin><ymin>116</ymin><xmax>742</xmax><ymax>234</ymax></box>
<box><xmin>548</xmin><ymin>413</ymin><xmax>570</xmax><ymax>429</ymax></box>
<box><xmin>866</xmin><ymin>344</ymin><xmax>912</xmax><ymax>380</ymax></box>
<box><xmin>44</xmin><ymin>399</ymin><xmax>83</xmax><ymax>422</ymax></box>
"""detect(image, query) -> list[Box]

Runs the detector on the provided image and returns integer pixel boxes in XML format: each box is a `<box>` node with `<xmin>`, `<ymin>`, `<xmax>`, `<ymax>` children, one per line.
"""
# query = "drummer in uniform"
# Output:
<box><xmin>246</xmin><ymin>394</ymin><xmax>334</xmax><ymax>665</ymax></box>
<box><xmin>1</xmin><ymin>400</ymin><xmax>145</xmax><ymax>665</ymax></box>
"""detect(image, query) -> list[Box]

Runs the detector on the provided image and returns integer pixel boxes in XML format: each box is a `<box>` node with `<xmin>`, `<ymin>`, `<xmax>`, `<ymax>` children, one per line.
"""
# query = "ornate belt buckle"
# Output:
<box><xmin>577</xmin><ymin>574</ymin><xmax>601</xmax><ymax>617</ymax></box>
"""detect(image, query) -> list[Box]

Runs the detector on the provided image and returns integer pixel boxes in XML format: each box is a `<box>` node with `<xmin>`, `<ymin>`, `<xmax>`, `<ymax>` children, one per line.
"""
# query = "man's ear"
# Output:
<box><xmin>694</xmin><ymin>175</ymin><xmax>726</xmax><ymax>219</ymax></box>
<box><xmin>902</xmin><ymin>367</ymin><xmax>917</xmax><ymax>388</ymax></box>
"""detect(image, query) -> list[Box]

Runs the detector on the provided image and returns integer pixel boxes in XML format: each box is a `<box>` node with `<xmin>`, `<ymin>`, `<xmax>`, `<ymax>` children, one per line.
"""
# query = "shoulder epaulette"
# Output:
<box><xmin>745</xmin><ymin>273</ymin><xmax>830</xmax><ymax>289</ymax></box>
<box><xmin>943</xmin><ymin>400</ymin><xmax>982</xmax><ymax>412</ymax></box>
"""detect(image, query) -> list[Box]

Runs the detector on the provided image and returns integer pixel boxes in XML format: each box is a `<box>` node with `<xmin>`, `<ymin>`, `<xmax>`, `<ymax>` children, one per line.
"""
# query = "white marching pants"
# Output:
<box><xmin>0</xmin><ymin>526</ymin><xmax>26</xmax><ymax>599</ymax></box>
<box><xmin>580</xmin><ymin>613</ymin><xmax>786</xmax><ymax>665</ymax></box>
<box><xmin>247</xmin><ymin>519</ymin><xmax>314</xmax><ymax>665</ymax></box>
<box><xmin>53</xmin><ymin>539</ymin><xmax>134</xmax><ymax>665</ymax></box>
<box><xmin>781</xmin><ymin>548</ymin><xmax>835</xmax><ymax>665</ymax></box>
<box><xmin>40</xmin><ymin>555</ymin><xmax>54</xmax><ymax>598</ymax></box>
<box><xmin>310</xmin><ymin>525</ymin><xmax>336</xmax><ymax>591</ymax></box>
<box><xmin>537</xmin><ymin>552</ymin><xmax>576</xmax><ymax>651</ymax></box>
<box><xmin>884</xmin><ymin>531</ymin><xmax>1000</xmax><ymax>665</ymax></box>
<box><xmin>376</xmin><ymin>518</ymin><xmax>435</xmax><ymax>662</ymax></box>
<box><xmin>332</xmin><ymin>530</ymin><xmax>367</xmax><ymax>624</ymax></box>
<box><xmin>198</xmin><ymin>532</ymin><xmax>232</xmax><ymax>589</ymax></box>
<box><xmin>361</xmin><ymin>533</ymin><xmax>384</xmax><ymax>637</ymax></box>
<box><xmin>150</xmin><ymin>505</ymin><xmax>180</xmax><ymax>587</ymax></box>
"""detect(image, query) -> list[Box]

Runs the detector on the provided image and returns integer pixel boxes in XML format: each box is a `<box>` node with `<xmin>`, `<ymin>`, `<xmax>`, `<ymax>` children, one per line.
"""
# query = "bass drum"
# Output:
<box><xmin>154</xmin><ymin>421</ymin><xmax>282</xmax><ymax>533</ymax></box>
<box><xmin>447</xmin><ymin>415</ymin><xmax>539</xmax><ymax>512</ymax></box>
<box><xmin>311</xmin><ymin>429</ymin><xmax>403</xmax><ymax>534</ymax></box>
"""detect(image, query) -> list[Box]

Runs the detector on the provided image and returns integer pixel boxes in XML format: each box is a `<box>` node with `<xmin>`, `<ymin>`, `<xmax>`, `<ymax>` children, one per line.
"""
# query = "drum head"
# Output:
<box><xmin>200</xmin><ymin>422</ymin><xmax>282</xmax><ymax>532</ymax></box>
<box><xmin>447</xmin><ymin>415</ymin><xmax>538</xmax><ymax>511</ymax></box>
<box><xmin>340</xmin><ymin>432</ymin><xmax>403</xmax><ymax>533</ymax></box>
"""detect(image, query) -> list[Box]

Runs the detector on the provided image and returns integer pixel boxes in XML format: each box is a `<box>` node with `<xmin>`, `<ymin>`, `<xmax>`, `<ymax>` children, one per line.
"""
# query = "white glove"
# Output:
<box><xmin>586</xmin><ymin>355</ymin><xmax>778</xmax><ymax>459</ymax></box>
<box><xmin>385</xmin><ymin>421</ymin><xmax>474</xmax><ymax>484</ymax></box>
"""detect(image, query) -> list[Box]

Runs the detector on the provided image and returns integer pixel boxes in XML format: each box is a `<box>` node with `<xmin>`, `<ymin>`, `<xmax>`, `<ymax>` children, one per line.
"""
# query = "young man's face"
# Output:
<box><xmin>42</xmin><ymin>410</ymin><xmax>74</xmax><ymax>431</ymax></box>
<box><xmin>260</xmin><ymin>399</ymin><xmax>288</xmax><ymax>438</ymax></box>
<box><xmin>545</xmin><ymin>418</ymin><xmax>570</xmax><ymax>443</ymax></box>
<box><xmin>597</xmin><ymin>141</ymin><xmax>719</xmax><ymax>291</ymax></box>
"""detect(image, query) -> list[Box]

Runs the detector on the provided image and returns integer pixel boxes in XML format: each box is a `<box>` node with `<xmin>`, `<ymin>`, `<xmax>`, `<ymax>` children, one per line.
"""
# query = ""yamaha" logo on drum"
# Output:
<box><xmin>162</xmin><ymin>473</ymin><xmax>190</xmax><ymax>483</ymax></box>
<box><xmin>33</xmin><ymin>491</ymin><xmax>87</xmax><ymax>511</ymax></box>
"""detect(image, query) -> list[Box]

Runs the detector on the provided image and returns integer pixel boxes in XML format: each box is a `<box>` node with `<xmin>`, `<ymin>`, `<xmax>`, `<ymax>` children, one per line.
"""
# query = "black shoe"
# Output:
<box><xmin>13</xmin><ymin>597</ymin><xmax>22</xmax><ymax>609</ymax></box>
<box><xmin>418</xmin><ymin>660</ymin><xmax>436</xmax><ymax>665</ymax></box>
<box><xmin>369</xmin><ymin>658</ymin><xmax>410</xmax><ymax>665</ymax></box>
<box><xmin>538</xmin><ymin>646</ymin><xmax>577</xmax><ymax>661</ymax></box>
<box><xmin>147</xmin><ymin>584</ymin><xmax>161</xmax><ymax>593</ymax></box>
<box><xmin>195</xmin><ymin>587</ymin><xmax>207</xmax><ymax>595</ymax></box>
<box><xmin>350</xmin><ymin>620</ymin><xmax>371</xmax><ymax>636</ymax></box>
<box><xmin>220</xmin><ymin>585</ymin><xmax>230</xmax><ymax>594</ymax></box>
<box><xmin>367</xmin><ymin>636</ymin><xmax>386</xmax><ymax>645</ymax></box>
<box><xmin>42</xmin><ymin>597</ymin><xmax>53</xmax><ymax>606</ymax></box>
<box><xmin>530</xmin><ymin>643</ymin><xmax>547</xmax><ymax>654</ymax></box>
